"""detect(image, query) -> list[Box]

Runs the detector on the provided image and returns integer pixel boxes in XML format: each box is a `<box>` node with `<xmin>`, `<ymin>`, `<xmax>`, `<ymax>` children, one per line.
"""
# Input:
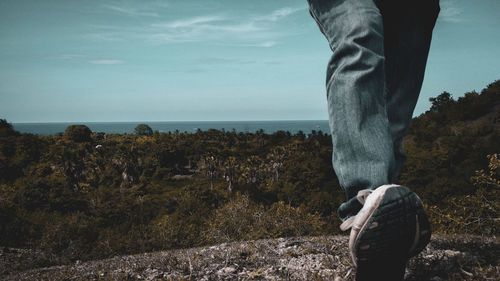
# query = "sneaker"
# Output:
<box><xmin>340</xmin><ymin>184</ymin><xmax>431</xmax><ymax>279</ymax></box>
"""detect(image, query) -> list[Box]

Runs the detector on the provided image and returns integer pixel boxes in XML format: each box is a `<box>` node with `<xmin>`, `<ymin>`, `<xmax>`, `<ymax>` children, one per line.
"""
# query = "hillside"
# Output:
<box><xmin>0</xmin><ymin>80</ymin><xmax>499</xmax><ymax>277</ymax></box>
<box><xmin>2</xmin><ymin>234</ymin><xmax>498</xmax><ymax>281</ymax></box>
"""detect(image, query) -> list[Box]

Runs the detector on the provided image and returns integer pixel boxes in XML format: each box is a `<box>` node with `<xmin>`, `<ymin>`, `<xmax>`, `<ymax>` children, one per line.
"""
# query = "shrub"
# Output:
<box><xmin>64</xmin><ymin>125</ymin><xmax>92</xmax><ymax>142</ymax></box>
<box><xmin>204</xmin><ymin>194</ymin><xmax>263</xmax><ymax>243</ymax></box>
<box><xmin>427</xmin><ymin>154</ymin><xmax>500</xmax><ymax>235</ymax></box>
<box><xmin>204</xmin><ymin>194</ymin><xmax>325</xmax><ymax>244</ymax></box>
<box><xmin>38</xmin><ymin>212</ymin><xmax>98</xmax><ymax>261</ymax></box>
<box><xmin>259</xmin><ymin>201</ymin><xmax>325</xmax><ymax>238</ymax></box>
<box><xmin>134</xmin><ymin>124</ymin><xmax>153</xmax><ymax>136</ymax></box>
<box><xmin>0</xmin><ymin>119</ymin><xmax>18</xmax><ymax>137</ymax></box>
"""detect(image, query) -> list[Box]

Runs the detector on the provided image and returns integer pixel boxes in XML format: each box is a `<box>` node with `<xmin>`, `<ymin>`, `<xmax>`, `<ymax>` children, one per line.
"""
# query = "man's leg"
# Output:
<box><xmin>382</xmin><ymin>0</ymin><xmax>440</xmax><ymax>178</ymax></box>
<box><xmin>353</xmin><ymin>0</ymin><xmax>441</xmax><ymax>271</ymax></box>
<box><xmin>307</xmin><ymin>0</ymin><xmax>396</xmax><ymax>221</ymax></box>
<box><xmin>308</xmin><ymin>0</ymin><xmax>439</xmax><ymax>279</ymax></box>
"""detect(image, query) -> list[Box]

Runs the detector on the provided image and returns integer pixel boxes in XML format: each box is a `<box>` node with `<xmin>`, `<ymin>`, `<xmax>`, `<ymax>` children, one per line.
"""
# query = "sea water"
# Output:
<box><xmin>12</xmin><ymin>120</ymin><xmax>330</xmax><ymax>136</ymax></box>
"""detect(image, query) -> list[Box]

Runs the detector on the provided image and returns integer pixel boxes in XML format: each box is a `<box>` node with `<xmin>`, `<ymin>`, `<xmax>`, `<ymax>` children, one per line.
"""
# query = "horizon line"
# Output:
<box><xmin>11</xmin><ymin>119</ymin><xmax>330</xmax><ymax>124</ymax></box>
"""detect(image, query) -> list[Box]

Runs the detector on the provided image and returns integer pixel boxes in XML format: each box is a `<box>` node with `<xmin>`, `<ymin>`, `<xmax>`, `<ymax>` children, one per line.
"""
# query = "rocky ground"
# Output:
<box><xmin>1</xmin><ymin>234</ymin><xmax>498</xmax><ymax>280</ymax></box>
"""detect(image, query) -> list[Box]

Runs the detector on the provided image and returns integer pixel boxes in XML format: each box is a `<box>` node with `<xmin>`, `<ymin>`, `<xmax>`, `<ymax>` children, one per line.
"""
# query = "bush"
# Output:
<box><xmin>203</xmin><ymin>194</ymin><xmax>263</xmax><ymax>243</ymax></box>
<box><xmin>260</xmin><ymin>201</ymin><xmax>325</xmax><ymax>238</ymax></box>
<box><xmin>204</xmin><ymin>194</ymin><xmax>325</xmax><ymax>244</ymax></box>
<box><xmin>0</xmin><ymin>119</ymin><xmax>17</xmax><ymax>137</ymax></box>
<box><xmin>64</xmin><ymin>125</ymin><xmax>92</xmax><ymax>142</ymax></box>
<box><xmin>134</xmin><ymin>124</ymin><xmax>153</xmax><ymax>136</ymax></box>
<box><xmin>427</xmin><ymin>187</ymin><xmax>499</xmax><ymax>235</ymax></box>
<box><xmin>427</xmin><ymin>154</ymin><xmax>500</xmax><ymax>235</ymax></box>
<box><xmin>38</xmin><ymin>212</ymin><xmax>98</xmax><ymax>262</ymax></box>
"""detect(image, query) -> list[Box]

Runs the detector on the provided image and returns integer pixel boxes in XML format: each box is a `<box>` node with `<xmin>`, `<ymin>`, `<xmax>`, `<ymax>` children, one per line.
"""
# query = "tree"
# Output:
<box><xmin>65</xmin><ymin>125</ymin><xmax>92</xmax><ymax>142</ymax></box>
<box><xmin>241</xmin><ymin>155</ymin><xmax>264</xmax><ymax>185</ymax></box>
<box><xmin>222</xmin><ymin>156</ymin><xmax>239</xmax><ymax>192</ymax></box>
<box><xmin>266</xmin><ymin>146</ymin><xmax>289</xmax><ymax>182</ymax></box>
<box><xmin>0</xmin><ymin>119</ymin><xmax>18</xmax><ymax>137</ymax></box>
<box><xmin>429</xmin><ymin>91</ymin><xmax>453</xmax><ymax>113</ymax></box>
<box><xmin>201</xmin><ymin>154</ymin><xmax>218</xmax><ymax>190</ymax></box>
<box><xmin>134</xmin><ymin>124</ymin><xmax>153</xmax><ymax>136</ymax></box>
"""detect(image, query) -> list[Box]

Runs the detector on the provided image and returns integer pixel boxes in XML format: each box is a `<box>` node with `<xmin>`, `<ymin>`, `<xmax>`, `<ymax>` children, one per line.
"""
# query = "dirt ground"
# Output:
<box><xmin>2</xmin><ymin>234</ymin><xmax>498</xmax><ymax>280</ymax></box>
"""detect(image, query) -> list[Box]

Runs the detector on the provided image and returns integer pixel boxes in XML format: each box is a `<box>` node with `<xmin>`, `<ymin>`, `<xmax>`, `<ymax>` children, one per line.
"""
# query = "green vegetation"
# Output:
<box><xmin>134</xmin><ymin>124</ymin><xmax>153</xmax><ymax>136</ymax></box>
<box><xmin>64</xmin><ymin>125</ymin><xmax>92</xmax><ymax>143</ymax></box>
<box><xmin>0</xmin><ymin>80</ymin><xmax>499</xmax><ymax>263</ymax></box>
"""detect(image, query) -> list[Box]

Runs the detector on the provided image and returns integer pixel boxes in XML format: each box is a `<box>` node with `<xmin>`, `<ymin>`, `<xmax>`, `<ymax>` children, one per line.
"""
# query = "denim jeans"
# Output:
<box><xmin>307</xmin><ymin>0</ymin><xmax>440</xmax><ymax>220</ymax></box>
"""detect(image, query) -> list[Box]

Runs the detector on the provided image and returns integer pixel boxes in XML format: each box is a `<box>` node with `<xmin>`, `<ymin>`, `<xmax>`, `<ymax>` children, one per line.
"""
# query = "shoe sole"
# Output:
<box><xmin>352</xmin><ymin>185</ymin><xmax>431</xmax><ymax>264</ymax></box>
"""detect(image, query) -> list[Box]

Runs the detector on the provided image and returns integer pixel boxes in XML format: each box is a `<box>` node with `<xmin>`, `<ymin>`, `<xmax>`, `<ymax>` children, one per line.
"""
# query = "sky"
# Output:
<box><xmin>0</xmin><ymin>0</ymin><xmax>499</xmax><ymax>123</ymax></box>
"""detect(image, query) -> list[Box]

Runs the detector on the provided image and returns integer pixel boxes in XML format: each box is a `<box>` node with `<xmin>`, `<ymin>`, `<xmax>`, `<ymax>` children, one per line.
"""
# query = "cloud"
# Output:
<box><xmin>254</xmin><ymin>7</ymin><xmax>305</xmax><ymax>22</ymax></box>
<box><xmin>102</xmin><ymin>4</ymin><xmax>159</xmax><ymax>17</ymax></box>
<box><xmin>86</xmin><ymin>32</ymin><xmax>125</xmax><ymax>42</ymax></box>
<box><xmin>439</xmin><ymin>0</ymin><xmax>463</xmax><ymax>23</ymax></box>
<box><xmin>87</xmin><ymin>5</ymin><xmax>306</xmax><ymax>47</ymax></box>
<box><xmin>89</xmin><ymin>59</ymin><xmax>124</xmax><ymax>65</ymax></box>
<box><xmin>219</xmin><ymin>41</ymin><xmax>277</xmax><ymax>48</ymax></box>
<box><xmin>150</xmin><ymin>15</ymin><xmax>262</xmax><ymax>42</ymax></box>
<box><xmin>196</xmin><ymin>57</ymin><xmax>256</xmax><ymax>65</ymax></box>
<box><xmin>162</xmin><ymin>16</ymin><xmax>224</xmax><ymax>29</ymax></box>
<box><xmin>148</xmin><ymin>15</ymin><xmax>262</xmax><ymax>43</ymax></box>
<box><xmin>255</xmin><ymin>41</ymin><xmax>277</xmax><ymax>48</ymax></box>
<box><xmin>148</xmin><ymin>6</ymin><xmax>304</xmax><ymax>45</ymax></box>
<box><xmin>47</xmin><ymin>54</ymin><xmax>84</xmax><ymax>60</ymax></box>
<box><xmin>46</xmin><ymin>54</ymin><xmax>124</xmax><ymax>65</ymax></box>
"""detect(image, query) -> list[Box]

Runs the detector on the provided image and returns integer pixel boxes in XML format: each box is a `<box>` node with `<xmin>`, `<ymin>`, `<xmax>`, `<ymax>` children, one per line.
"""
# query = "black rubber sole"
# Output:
<box><xmin>356</xmin><ymin>257</ymin><xmax>407</xmax><ymax>281</ymax></box>
<box><xmin>354</xmin><ymin>186</ymin><xmax>431</xmax><ymax>280</ymax></box>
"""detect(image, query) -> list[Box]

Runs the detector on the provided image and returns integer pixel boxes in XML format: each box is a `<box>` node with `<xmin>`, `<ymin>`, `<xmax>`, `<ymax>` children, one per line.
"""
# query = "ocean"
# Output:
<box><xmin>12</xmin><ymin>120</ymin><xmax>331</xmax><ymax>136</ymax></box>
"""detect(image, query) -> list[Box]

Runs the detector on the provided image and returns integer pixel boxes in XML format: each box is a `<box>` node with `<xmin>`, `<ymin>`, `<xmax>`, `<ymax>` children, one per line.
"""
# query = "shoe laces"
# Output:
<box><xmin>340</xmin><ymin>189</ymin><xmax>372</xmax><ymax>231</ymax></box>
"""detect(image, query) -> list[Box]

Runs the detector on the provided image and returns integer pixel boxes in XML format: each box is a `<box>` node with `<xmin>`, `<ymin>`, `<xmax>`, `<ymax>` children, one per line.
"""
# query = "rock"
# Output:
<box><xmin>443</xmin><ymin>250</ymin><xmax>461</xmax><ymax>257</ymax></box>
<box><xmin>143</xmin><ymin>268</ymin><xmax>161</xmax><ymax>280</ymax></box>
<box><xmin>217</xmin><ymin>266</ymin><xmax>236</xmax><ymax>275</ymax></box>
